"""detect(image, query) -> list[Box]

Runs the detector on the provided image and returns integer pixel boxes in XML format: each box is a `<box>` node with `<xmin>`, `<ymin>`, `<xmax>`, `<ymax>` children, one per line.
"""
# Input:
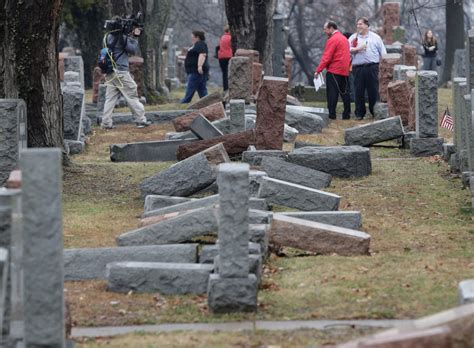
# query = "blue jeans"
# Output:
<box><xmin>180</xmin><ymin>72</ymin><xmax>208</xmax><ymax>103</ymax></box>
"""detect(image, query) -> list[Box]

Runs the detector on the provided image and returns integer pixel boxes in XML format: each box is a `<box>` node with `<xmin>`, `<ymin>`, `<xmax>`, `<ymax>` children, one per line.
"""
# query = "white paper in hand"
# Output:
<box><xmin>313</xmin><ymin>75</ymin><xmax>324</xmax><ymax>92</ymax></box>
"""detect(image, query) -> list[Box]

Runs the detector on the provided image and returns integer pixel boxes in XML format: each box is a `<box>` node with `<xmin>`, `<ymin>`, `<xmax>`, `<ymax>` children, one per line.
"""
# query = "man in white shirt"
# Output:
<box><xmin>348</xmin><ymin>17</ymin><xmax>387</xmax><ymax>120</ymax></box>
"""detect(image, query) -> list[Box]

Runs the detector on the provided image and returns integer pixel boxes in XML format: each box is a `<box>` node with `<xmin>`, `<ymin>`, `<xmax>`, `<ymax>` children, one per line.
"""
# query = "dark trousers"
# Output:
<box><xmin>353</xmin><ymin>63</ymin><xmax>380</xmax><ymax>118</ymax></box>
<box><xmin>180</xmin><ymin>72</ymin><xmax>208</xmax><ymax>103</ymax></box>
<box><xmin>325</xmin><ymin>72</ymin><xmax>351</xmax><ymax>119</ymax></box>
<box><xmin>219</xmin><ymin>58</ymin><xmax>230</xmax><ymax>91</ymax></box>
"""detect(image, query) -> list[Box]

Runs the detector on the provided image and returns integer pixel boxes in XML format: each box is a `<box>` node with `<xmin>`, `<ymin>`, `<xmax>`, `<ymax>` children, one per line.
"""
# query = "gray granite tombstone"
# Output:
<box><xmin>21</xmin><ymin>149</ymin><xmax>64</xmax><ymax>347</ymax></box>
<box><xmin>415</xmin><ymin>71</ymin><xmax>438</xmax><ymax>138</ymax></box>
<box><xmin>0</xmin><ymin>99</ymin><xmax>27</xmax><ymax>186</ymax></box>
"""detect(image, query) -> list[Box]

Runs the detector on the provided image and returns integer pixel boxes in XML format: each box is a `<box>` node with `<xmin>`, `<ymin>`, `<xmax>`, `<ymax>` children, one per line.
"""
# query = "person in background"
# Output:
<box><xmin>101</xmin><ymin>22</ymin><xmax>151</xmax><ymax>129</ymax></box>
<box><xmin>217</xmin><ymin>25</ymin><xmax>233</xmax><ymax>92</ymax></box>
<box><xmin>314</xmin><ymin>21</ymin><xmax>351</xmax><ymax>120</ymax></box>
<box><xmin>180</xmin><ymin>30</ymin><xmax>209</xmax><ymax>103</ymax></box>
<box><xmin>422</xmin><ymin>30</ymin><xmax>438</xmax><ymax>71</ymax></box>
<box><xmin>348</xmin><ymin>16</ymin><xmax>387</xmax><ymax>120</ymax></box>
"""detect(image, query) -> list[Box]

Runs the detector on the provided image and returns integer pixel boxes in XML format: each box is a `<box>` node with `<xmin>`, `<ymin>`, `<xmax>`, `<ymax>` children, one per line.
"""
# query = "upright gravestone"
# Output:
<box><xmin>453</xmin><ymin>49</ymin><xmax>466</xmax><ymax>79</ymax></box>
<box><xmin>62</xmin><ymin>82</ymin><xmax>84</xmax><ymax>141</ymax></box>
<box><xmin>379</xmin><ymin>53</ymin><xmax>402</xmax><ymax>102</ymax></box>
<box><xmin>21</xmin><ymin>149</ymin><xmax>64</xmax><ymax>347</ymax></box>
<box><xmin>273</xmin><ymin>13</ymin><xmax>286</xmax><ymax>77</ymax></box>
<box><xmin>208</xmin><ymin>163</ymin><xmax>257</xmax><ymax>313</ymax></box>
<box><xmin>229</xmin><ymin>99</ymin><xmax>246</xmax><ymax>132</ymax></box>
<box><xmin>466</xmin><ymin>29</ymin><xmax>474</xmax><ymax>93</ymax></box>
<box><xmin>466</xmin><ymin>92</ymin><xmax>474</xmax><ymax>172</ymax></box>
<box><xmin>228</xmin><ymin>57</ymin><xmax>252</xmax><ymax>103</ymax></box>
<box><xmin>255</xmin><ymin>76</ymin><xmax>289</xmax><ymax>150</ymax></box>
<box><xmin>63</xmin><ymin>56</ymin><xmax>84</xmax><ymax>89</ymax></box>
<box><xmin>0</xmin><ymin>100</ymin><xmax>27</xmax><ymax>186</ymax></box>
<box><xmin>415</xmin><ymin>71</ymin><xmax>438</xmax><ymax>138</ymax></box>
<box><xmin>453</xmin><ymin>78</ymin><xmax>468</xmax><ymax>166</ymax></box>
<box><xmin>382</xmin><ymin>2</ymin><xmax>400</xmax><ymax>44</ymax></box>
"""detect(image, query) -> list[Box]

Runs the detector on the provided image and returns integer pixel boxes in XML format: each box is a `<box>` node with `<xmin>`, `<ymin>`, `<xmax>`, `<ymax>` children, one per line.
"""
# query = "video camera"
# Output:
<box><xmin>104</xmin><ymin>12</ymin><xmax>143</xmax><ymax>36</ymax></box>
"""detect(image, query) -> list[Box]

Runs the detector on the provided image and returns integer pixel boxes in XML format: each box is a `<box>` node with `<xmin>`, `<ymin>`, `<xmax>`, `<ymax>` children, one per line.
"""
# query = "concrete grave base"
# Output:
<box><xmin>410</xmin><ymin>137</ymin><xmax>444</xmax><ymax>157</ymax></box>
<box><xmin>207</xmin><ymin>274</ymin><xmax>258</xmax><ymax>313</ymax></box>
<box><xmin>107</xmin><ymin>262</ymin><xmax>214</xmax><ymax>294</ymax></box>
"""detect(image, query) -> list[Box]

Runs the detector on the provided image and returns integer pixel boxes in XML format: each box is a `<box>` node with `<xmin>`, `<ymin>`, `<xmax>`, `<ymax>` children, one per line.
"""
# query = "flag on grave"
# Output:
<box><xmin>440</xmin><ymin>107</ymin><xmax>454</xmax><ymax>132</ymax></box>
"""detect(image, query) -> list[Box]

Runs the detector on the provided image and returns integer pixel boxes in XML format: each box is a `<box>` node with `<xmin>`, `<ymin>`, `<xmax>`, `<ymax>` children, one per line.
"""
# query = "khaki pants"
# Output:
<box><xmin>101</xmin><ymin>70</ymin><xmax>146</xmax><ymax>127</ymax></box>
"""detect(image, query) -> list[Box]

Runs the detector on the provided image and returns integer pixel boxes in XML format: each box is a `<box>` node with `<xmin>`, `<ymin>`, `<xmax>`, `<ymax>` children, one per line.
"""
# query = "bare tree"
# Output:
<box><xmin>442</xmin><ymin>0</ymin><xmax>464</xmax><ymax>83</ymax></box>
<box><xmin>224</xmin><ymin>0</ymin><xmax>277</xmax><ymax>75</ymax></box>
<box><xmin>1</xmin><ymin>0</ymin><xmax>65</xmax><ymax>148</ymax></box>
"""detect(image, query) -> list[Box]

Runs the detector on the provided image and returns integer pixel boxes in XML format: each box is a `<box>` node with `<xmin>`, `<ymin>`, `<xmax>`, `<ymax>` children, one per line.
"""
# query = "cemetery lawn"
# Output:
<box><xmin>65</xmin><ymin>88</ymin><xmax>474</xmax><ymax>328</ymax></box>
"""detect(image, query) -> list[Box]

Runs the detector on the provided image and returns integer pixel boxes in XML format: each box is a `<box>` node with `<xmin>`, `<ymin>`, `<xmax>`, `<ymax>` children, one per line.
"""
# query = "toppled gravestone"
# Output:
<box><xmin>64</xmin><ymin>244</ymin><xmax>198</xmax><ymax>280</ymax></box>
<box><xmin>257</xmin><ymin>177</ymin><xmax>340</xmax><ymax>211</ymax></box>
<box><xmin>107</xmin><ymin>262</ymin><xmax>214</xmax><ymax>295</ymax></box>
<box><xmin>187</xmin><ymin>91</ymin><xmax>223</xmax><ymax>110</ymax></box>
<box><xmin>110</xmin><ymin>139</ymin><xmax>196</xmax><ymax>162</ymax></box>
<box><xmin>268</xmin><ymin>214</ymin><xmax>371</xmax><ymax>256</ymax></box>
<box><xmin>242</xmin><ymin>149</ymin><xmax>288</xmax><ymax>166</ymax></box>
<box><xmin>277</xmin><ymin>211</ymin><xmax>362</xmax><ymax>230</ymax></box>
<box><xmin>139</xmin><ymin>143</ymin><xmax>229</xmax><ymax>198</ymax></box>
<box><xmin>379</xmin><ymin>53</ymin><xmax>402</xmax><ymax>102</ymax></box>
<box><xmin>172</xmin><ymin>102</ymin><xmax>226</xmax><ymax>132</ymax></box>
<box><xmin>143</xmin><ymin>194</ymin><xmax>219</xmax><ymax>218</ymax></box>
<box><xmin>344</xmin><ymin>116</ymin><xmax>404</xmax><ymax>146</ymax></box>
<box><xmin>117</xmin><ymin>206</ymin><xmax>218</xmax><ymax>246</ymax></box>
<box><xmin>387</xmin><ymin>80</ymin><xmax>414</xmax><ymax>129</ymax></box>
<box><xmin>144</xmin><ymin>195</ymin><xmax>194</xmax><ymax>213</ymax></box>
<box><xmin>189</xmin><ymin>114</ymin><xmax>224</xmax><ymax>140</ymax></box>
<box><xmin>286</xmin><ymin>105</ymin><xmax>330</xmax><ymax>126</ymax></box>
<box><xmin>288</xmin><ymin>146</ymin><xmax>372</xmax><ymax>178</ymax></box>
<box><xmin>284</xmin><ymin>108</ymin><xmax>324</xmax><ymax>134</ymax></box>
<box><xmin>260</xmin><ymin>157</ymin><xmax>332</xmax><ymax>190</ymax></box>
<box><xmin>177</xmin><ymin>130</ymin><xmax>256</xmax><ymax>160</ymax></box>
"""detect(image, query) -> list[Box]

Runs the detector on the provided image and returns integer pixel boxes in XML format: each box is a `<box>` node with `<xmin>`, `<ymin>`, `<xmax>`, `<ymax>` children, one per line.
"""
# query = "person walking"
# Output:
<box><xmin>180</xmin><ymin>30</ymin><xmax>209</xmax><ymax>103</ymax></box>
<box><xmin>314</xmin><ymin>21</ymin><xmax>351</xmax><ymax>120</ymax></box>
<box><xmin>348</xmin><ymin>17</ymin><xmax>387</xmax><ymax>120</ymax></box>
<box><xmin>217</xmin><ymin>25</ymin><xmax>233</xmax><ymax>92</ymax></box>
<box><xmin>422</xmin><ymin>30</ymin><xmax>438</xmax><ymax>71</ymax></box>
<box><xmin>101</xmin><ymin>24</ymin><xmax>151</xmax><ymax>129</ymax></box>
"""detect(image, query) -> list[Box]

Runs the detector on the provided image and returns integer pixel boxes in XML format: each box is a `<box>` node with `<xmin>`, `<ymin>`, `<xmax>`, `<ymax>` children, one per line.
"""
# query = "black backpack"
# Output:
<box><xmin>97</xmin><ymin>33</ymin><xmax>125</xmax><ymax>74</ymax></box>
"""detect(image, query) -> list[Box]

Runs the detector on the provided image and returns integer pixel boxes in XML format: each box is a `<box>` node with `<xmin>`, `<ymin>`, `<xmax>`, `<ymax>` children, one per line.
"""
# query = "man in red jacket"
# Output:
<box><xmin>315</xmin><ymin>21</ymin><xmax>351</xmax><ymax>120</ymax></box>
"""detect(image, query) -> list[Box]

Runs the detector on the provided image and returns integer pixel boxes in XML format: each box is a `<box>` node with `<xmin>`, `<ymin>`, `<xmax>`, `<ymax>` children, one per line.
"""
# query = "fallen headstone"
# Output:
<box><xmin>288</xmin><ymin>146</ymin><xmax>372</xmax><ymax>178</ymax></box>
<box><xmin>276</xmin><ymin>211</ymin><xmax>362</xmax><ymax>230</ymax></box>
<box><xmin>189</xmin><ymin>114</ymin><xmax>224</xmax><ymax>140</ymax></box>
<box><xmin>117</xmin><ymin>206</ymin><xmax>218</xmax><ymax>246</ymax></box>
<box><xmin>242</xmin><ymin>150</ymin><xmax>288</xmax><ymax>166</ymax></box>
<box><xmin>143</xmin><ymin>194</ymin><xmax>219</xmax><ymax>218</ymax></box>
<box><xmin>64</xmin><ymin>244</ymin><xmax>198</xmax><ymax>280</ymax></box>
<box><xmin>344</xmin><ymin>116</ymin><xmax>404</xmax><ymax>146</ymax></box>
<box><xmin>260</xmin><ymin>157</ymin><xmax>332</xmax><ymax>190</ymax></box>
<box><xmin>176</xmin><ymin>130</ymin><xmax>255</xmax><ymax>160</ymax></box>
<box><xmin>139</xmin><ymin>143</ymin><xmax>229</xmax><ymax>198</ymax></box>
<box><xmin>257</xmin><ymin>177</ymin><xmax>340</xmax><ymax>211</ymax></box>
<box><xmin>269</xmin><ymin>214</ymin><xmax>370</xmax><ymax>256</ymax></box>
<box><xmin>285</xmin><ymin>108</ymin><xmax>324</xmax><ymax>134</ymax></box>
<box><xmin>172</xmin><ymin>102</ymin><xmax>226</xmax><ymax>132</ymax></box>
<box><xmin>107</xmin><ymin>262</ymin><xmax>214</xmax><ymax>294</ymax></box>
<box><xmin>144</xmin><ymin>195</ymin><xmax>194</xmax><ymax>213</ymax></box>
<box><xmin>187</xmin><ymin>91</ymin><xmax>223</xmax><ymax>110</ymax></box>
<box><xmin>110</xmin><ymin>139</ymin><xmax>197</xmax><ymax>162</ymax></box>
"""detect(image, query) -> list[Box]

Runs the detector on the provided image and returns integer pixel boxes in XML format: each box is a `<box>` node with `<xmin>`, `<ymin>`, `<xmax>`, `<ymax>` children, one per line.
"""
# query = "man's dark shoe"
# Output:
<box><xmin>136</xmin><ymin>120</ymin><xmax>152</xmax><ymax>128</ymax></box>
<box><xmin>329</xmin><ymin>115</ymin><xmax>337</xmax><ymax>120</ymax></box>
<box><xmin>355</xmin><ymin>116</ymin><xmax>364</xmax><ymax>121</ymax></box>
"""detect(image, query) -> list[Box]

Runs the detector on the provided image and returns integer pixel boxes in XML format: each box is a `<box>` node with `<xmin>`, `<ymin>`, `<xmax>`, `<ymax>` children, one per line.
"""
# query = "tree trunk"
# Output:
<box><xmin>224</xmin><ymin>0</ymin><xmax>277</xmax><ymax>75</ymax></box>
<box><xmin>2</xmin><ymin>0</ymin><xmax>65</xmax><ymax>148</ymax></box>
<box><xmin>443</xmin><ymin>0</ymin><xmax>464</xmax><ymax>83</ymax></box>
<box><xmin>136</xmin><ymin>0</ymin><xmax>172</xmax><ymax>101</ymax></box>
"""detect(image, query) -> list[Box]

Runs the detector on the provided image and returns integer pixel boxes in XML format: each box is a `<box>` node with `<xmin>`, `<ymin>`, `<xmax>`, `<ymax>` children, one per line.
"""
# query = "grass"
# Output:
<box><xmin>66</xmin><ymin>88</ymin><xmax>473</xmax><ymax>345</ymax></box>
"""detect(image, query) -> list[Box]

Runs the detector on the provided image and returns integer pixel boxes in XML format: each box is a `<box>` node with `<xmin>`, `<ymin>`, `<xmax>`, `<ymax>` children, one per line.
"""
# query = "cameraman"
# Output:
<box><xmin>101</xmin><ymin>20</ymin><xmax>151</xmax><ymax>129</ymax></box>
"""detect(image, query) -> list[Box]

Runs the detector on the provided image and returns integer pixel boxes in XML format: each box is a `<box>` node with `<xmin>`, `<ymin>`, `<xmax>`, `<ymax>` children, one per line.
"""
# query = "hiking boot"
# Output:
<box><xmin>101</xmin><ymin>124</ymin><xmax>116</xmax><ymax>130</ymax></box>
<box><xmin>136</xmin><ymin>120</ymin><xmax>152</xmax><ymax>128</ymax></box>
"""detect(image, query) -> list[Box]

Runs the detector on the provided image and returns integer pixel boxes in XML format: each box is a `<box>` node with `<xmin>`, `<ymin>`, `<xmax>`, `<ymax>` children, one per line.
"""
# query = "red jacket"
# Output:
<box><xmin>218</xmin><ymin>32</ymin><xmax>233</xmax><ymax>59</ymax></box>
<box><xmin>316</xmin><ymin>30</ymin><xmax>350</xmax><ymax>76</ymax></box>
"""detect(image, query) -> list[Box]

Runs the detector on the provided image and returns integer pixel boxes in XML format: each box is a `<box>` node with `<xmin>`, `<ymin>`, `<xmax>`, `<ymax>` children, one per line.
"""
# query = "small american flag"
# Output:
<box><xmin>440</xmin><ymin>107</ymin><xmax>454</xmax><ymax>131</ymax></box>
